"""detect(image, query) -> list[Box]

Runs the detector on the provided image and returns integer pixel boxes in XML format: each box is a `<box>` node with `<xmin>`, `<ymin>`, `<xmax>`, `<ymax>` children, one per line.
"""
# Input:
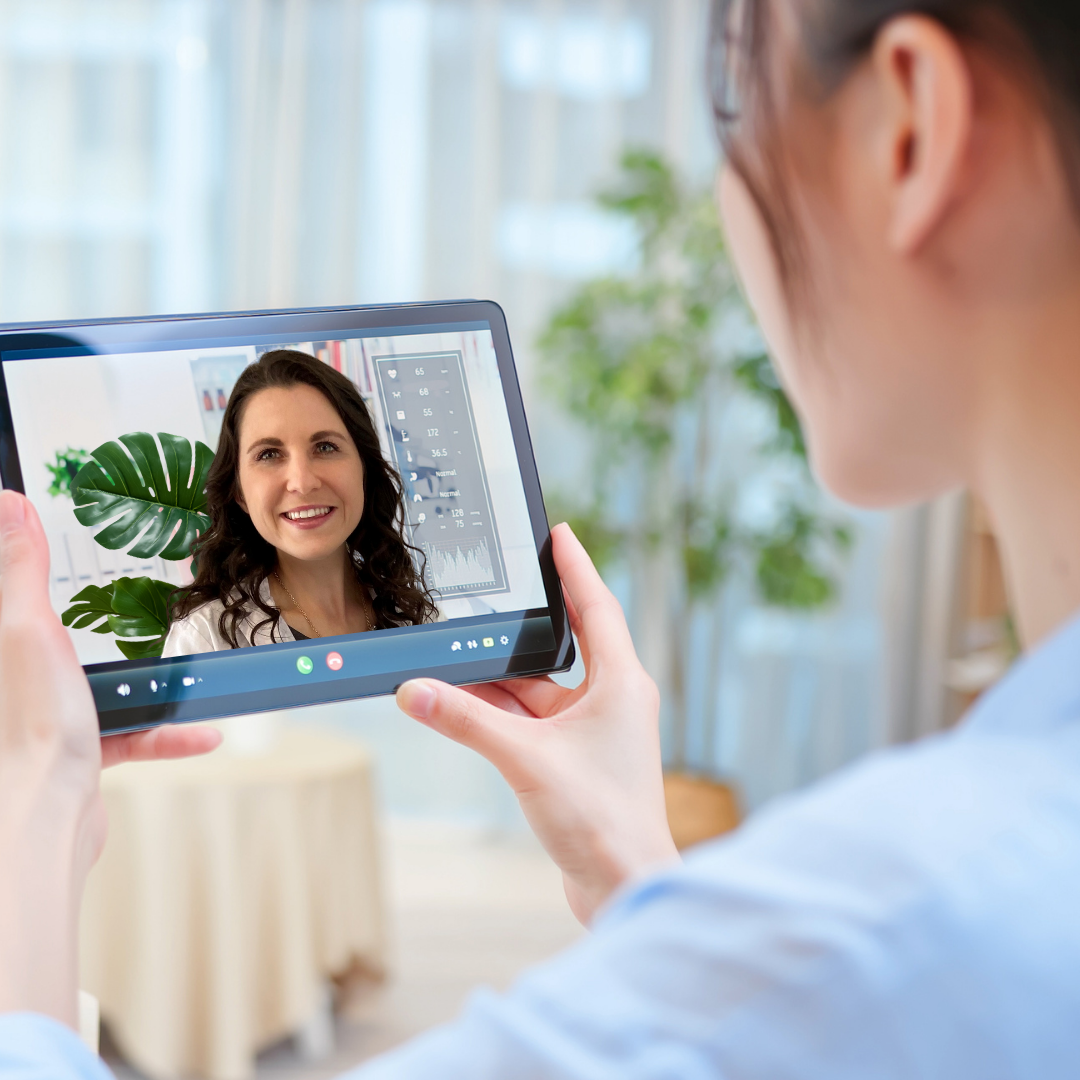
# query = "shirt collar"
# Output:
<box><xmin>963</xmin><ymin>606</ymin><xmax>1080</xmax><ymax>737</ymax></box>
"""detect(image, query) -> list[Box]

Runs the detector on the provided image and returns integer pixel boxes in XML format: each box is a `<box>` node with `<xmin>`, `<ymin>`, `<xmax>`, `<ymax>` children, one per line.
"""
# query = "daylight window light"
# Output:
<box><xmin>500</xmin><ymin>14</ymin><xmax>651</xmax><ymax>100</ymax></box>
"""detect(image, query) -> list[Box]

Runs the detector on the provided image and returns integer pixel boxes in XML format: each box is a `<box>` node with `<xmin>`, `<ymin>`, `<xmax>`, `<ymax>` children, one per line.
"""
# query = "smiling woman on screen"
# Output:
<box><xmin>11</xmin><ymin>0</ymin><xmax>1080</xmax><ymax>1076</ymax></box>
<box><xmin>163</xmin><ymin>350</ymin><xmax>436</xmax><ymax>656</ymax></box>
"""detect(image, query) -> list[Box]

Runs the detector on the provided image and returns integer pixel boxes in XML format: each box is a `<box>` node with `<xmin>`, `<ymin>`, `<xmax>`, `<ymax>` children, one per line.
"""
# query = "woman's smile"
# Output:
<box><xmin>281</xmin><ymin>504</ymin><xmax>337</xmax><ymax>528</ymax></box>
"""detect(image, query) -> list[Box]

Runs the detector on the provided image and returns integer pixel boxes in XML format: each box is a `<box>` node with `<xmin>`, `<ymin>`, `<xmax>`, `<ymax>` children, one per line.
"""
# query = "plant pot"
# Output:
<box><xmin>663</xmin><ymin>770</ymin><xmax>741</xmax><ymax>851</ymax></box>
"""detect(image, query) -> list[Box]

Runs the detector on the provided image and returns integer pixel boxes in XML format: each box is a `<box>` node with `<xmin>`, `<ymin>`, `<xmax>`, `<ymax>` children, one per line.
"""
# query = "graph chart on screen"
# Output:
<box><xmin>374</xmin><ymin>350</ymin><xmax>509</xmax><ymax>597</ymax></box>
<box><xmin>424</xmin><ymin>537</ymin><xmax>499</xmax><ymax>591</ymax></box>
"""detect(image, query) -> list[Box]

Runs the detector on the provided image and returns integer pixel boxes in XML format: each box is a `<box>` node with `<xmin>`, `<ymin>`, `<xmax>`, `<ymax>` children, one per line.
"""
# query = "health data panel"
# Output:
<box><xmin>374</xmin><ymin>351</ymin><xmax>509</xmax><ymax>598</ymax></box>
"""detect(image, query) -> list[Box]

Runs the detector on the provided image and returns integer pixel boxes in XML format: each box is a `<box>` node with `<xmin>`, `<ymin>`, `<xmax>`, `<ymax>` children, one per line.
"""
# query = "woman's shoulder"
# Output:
<box><xmin>162</xmin><ymin>596</ymin><xmax>230</xmax><ymax>656</ymax></box>
<box><xmin>172</xmin><ymin>595</ymin><xmax>230</xmax><ymax>626</ymax></box>
<box><xmin>163</xmin><ymin>580</ymin><xmax>288</xmax><ymax>656</ymax></box>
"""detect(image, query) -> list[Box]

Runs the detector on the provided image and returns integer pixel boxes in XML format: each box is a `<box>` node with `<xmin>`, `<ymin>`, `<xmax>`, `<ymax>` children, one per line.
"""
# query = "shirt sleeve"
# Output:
<box><xmin>340</xmin><ymin>733</ymin><xmax>1080</xmax><ymax>1080</ymax></box>
<box><xmin>341</xmin><ymin>860</ymin><xmax>793</xmax><ymax>1080</ymax></box>
<box><xmin>0</xmin><ymin>1014</ymin><xmax>114</xmax><ymax>1080</ymax></box>
<box><xmin>338</xmin><ymin>766</ymin><xmax>902</xmax><ymax>1080</ymax></box>
<box><xmin>161</xmin><ymin>612</ymin><xmax>218</xmax><ymax>657</ymax></box>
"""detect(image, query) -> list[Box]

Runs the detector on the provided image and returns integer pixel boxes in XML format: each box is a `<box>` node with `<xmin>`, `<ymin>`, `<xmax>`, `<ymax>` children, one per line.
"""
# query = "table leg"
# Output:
<box><xmin>293</xmin><ymin>980</ymin><xmax>335</xmax><ymax>1061</ymax></box>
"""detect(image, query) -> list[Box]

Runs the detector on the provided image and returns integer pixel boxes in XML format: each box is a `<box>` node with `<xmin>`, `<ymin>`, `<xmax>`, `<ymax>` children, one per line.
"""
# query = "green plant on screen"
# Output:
<box><xmin>63</xmin><ymin>577</ymin><xmax>181</xmax><ymax>661</ymax></box>
<box><xmin>60</xmin><ymin>432</ymin><xmax>214</xmax><ymax>659</ymax></box>
<box><xmin>45</xmin><ymin>446</ymin><xmax>92</xmax><ymax>499</ymax></box>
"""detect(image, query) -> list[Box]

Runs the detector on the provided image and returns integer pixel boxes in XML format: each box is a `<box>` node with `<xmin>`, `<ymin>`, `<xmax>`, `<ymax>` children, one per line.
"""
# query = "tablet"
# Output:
<box><xmin>0</xmin><ymin>300</ymin><xmax>573</xmax><ymax>733</ymax></box>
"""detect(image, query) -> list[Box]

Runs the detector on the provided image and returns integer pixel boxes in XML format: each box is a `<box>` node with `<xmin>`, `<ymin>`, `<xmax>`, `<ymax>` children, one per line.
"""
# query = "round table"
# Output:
<box><xmin>79</xmin><ymin>725</ymin><xmax>386</xmax><ymax>1080</ymax></box>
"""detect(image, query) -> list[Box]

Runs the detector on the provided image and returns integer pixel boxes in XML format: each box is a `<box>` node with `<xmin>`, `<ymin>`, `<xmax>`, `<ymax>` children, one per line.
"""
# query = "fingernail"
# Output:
<box><xmin>0</xmin><ymin>491</ymin><xmax>25</xmax><ymax>536</ymax></box>
<box><xmin>399</xmin><ymin>679</ymin><xmax>437</xmax><ymax>720</ymax></box>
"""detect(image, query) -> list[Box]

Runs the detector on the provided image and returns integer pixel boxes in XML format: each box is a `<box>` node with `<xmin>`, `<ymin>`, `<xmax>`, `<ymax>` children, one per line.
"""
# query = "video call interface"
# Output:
<box><xmin>2</xmin><ymin>324</ymin><xmax>550</xmax><ymax>677</ymax></box>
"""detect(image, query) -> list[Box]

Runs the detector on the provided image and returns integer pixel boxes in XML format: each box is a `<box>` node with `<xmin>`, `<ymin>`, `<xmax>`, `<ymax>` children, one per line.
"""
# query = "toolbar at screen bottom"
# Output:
<box><xmin>89</xmin><ymin>615</ymin><xmax>556</xmax><ymax>713</ymax></box>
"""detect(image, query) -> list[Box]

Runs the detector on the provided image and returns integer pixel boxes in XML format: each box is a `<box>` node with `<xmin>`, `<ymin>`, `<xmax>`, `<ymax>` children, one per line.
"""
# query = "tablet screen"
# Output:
<box><xmin>0</xmin><ymin>301</ymin><xmax>572</xmax><ymax>731</ymax></box>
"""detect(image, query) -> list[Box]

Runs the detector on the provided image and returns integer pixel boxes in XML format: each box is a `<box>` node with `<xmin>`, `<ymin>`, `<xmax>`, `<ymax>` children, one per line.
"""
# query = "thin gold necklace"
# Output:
<box><xmin>272</xmin><ymin>571</ymin><xmax>373</xmax><ymax>639</ymax></box>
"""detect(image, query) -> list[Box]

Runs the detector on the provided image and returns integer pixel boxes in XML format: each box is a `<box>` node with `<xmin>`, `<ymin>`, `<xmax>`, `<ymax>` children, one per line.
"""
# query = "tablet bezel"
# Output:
<box><xmin>0</xmin><ymin>299</ymin><xmax>575</xmax><ymax>731</ymax></box>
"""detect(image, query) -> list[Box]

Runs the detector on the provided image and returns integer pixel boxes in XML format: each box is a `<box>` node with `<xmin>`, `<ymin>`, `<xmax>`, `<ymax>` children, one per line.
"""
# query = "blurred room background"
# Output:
<box><xmin>0</xmin><ymin>0</ymin><xmax>1012</xmax><ymax>1076</ymax></box>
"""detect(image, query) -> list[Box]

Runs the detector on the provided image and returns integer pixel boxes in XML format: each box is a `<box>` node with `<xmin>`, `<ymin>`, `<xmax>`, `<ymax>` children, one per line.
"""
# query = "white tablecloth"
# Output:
<box><xmin>79</xmin><ymin>726</ymin><xmax>386</xmax><ymax>1080</ymax></box>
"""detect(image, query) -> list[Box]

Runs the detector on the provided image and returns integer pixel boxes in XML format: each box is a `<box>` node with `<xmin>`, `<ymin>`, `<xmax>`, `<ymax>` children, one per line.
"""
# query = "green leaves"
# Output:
<box><xmin>62</xmin><ymin>431</ymin><xmax>210</xmax><ymax>658</ymax></box>
<box><xmin>734</xmin><ymin>353</ymin><xmax>807</xmax><ymax>460</ymax></box>
<box><xmin>537</xmin><ymin>147</ymin><xmax>851</xmax><ymax>615</ymax></box>
<box><xmin>62</xmin><ymin>576</ymin><xmax>175</xmax><ymax>660</ymax></box>
<box><xmin>682</xmin><ymin>506</ymin><xmax>732</xmax><ymax>600</ymax></box>
<box><xmin>72</xmin><ymin>432</ymin><xmax>213</xmax><ymax>561</ymax></box>
<box><xmin>754</xmin><ymin>511</ymin><xmax>853</xmax><ymax>609</ymax></box>
<box><xmin>61</xmin><ymin>583</ymin><xmax>117</xmax><ymax>634</ymax></box>
<box><xmin>539</xmin><ymin>151</ymin><xmax>736</xmax><ymax>462</ymax></box>
<box><xmin>540</xmin><ymin>279</ymin><xmax>712</xmax><ymax>456</ymax></box>
<box><xmin>597</xmin><ymin>149</ymin><xmax>680</xmax><ymax>250</ymax></box>
<box><xmin>544</xmin><ymin>496</ymin><xmax>628</xmax><ymax>575</ymax></box>
<box><xmin>45</xmin><ymin>446</ymin><xmax>92</xmax><ymax>499</ymax></box>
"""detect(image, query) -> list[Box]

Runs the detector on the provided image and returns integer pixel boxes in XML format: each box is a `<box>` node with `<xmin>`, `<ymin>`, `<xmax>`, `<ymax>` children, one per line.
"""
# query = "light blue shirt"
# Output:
<box><xmin>0</xmin><ymin>1015</ymin><xmax>112</xmax><ymax>1080</ymax></box>
<box><xmin>7</xmin><ymin>611</ymin><xmax>1080</xmax><ymax>1078</ymax></box>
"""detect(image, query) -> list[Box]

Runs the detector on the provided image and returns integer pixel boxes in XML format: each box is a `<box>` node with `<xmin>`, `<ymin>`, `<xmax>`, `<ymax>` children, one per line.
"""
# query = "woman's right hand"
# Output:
<box><xmin>396</xmin><ymin>523</ymin><xmax>679</xmax><ymax>924</ymax></box>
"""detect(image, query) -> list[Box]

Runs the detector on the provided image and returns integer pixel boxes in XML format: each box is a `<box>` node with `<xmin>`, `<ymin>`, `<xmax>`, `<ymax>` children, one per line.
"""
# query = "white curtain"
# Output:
<box><xmin>0</xmin><ymin>0</ymin><xmax>937</xmax><ymax>818</ymax></box>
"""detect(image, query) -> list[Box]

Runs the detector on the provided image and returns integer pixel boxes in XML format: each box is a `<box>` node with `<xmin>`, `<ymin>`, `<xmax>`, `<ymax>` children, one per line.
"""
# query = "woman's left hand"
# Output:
<box><xmin>0</xmin><ymin>490</ymin><xmax>220</xmax><ymax>1026</ymax></box>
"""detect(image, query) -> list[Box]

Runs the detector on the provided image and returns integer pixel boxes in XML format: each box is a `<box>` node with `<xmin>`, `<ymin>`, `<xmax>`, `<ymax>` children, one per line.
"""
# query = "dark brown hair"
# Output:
<box><xmin>709</xmin><ymin>0</ymin><xmax>1080</xmax><ymax>291</ymax></box>
<box><xmin>171</xmin><ymin>349</ymin><xmax>437</xmax><ymax>646</ymax></box>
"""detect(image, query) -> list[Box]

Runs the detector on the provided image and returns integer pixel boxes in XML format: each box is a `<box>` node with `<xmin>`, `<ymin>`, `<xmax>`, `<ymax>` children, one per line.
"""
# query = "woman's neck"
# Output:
<box><xmin>273</xmin><ymin>546</ymin><xmax>363</xmax><ymax>630</ymax></box>
<box><xmin>974</xmin><ymin>298</ymin><xmax>1080</xmax><ymax>649</ymax></box>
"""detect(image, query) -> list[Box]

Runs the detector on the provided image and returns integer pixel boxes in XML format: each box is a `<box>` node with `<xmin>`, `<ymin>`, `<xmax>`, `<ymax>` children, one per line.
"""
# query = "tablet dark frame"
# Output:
<box><xmin>0</xmin><ymin>299</ymin><xmax>574</xmax><ymax>732</ymax></box>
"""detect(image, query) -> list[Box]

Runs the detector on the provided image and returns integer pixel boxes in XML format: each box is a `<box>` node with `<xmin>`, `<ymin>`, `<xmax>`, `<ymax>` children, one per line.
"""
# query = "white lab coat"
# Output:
<box><xmin>161</xmin><ymin>578</ymin><xmax>299</xmax><ymax>656</ymax></box>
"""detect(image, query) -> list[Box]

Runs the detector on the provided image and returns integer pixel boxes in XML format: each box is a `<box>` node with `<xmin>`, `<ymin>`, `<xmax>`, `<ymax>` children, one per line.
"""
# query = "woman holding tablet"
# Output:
<box><xmin>163</xmin><ymin>350</ymin><xmax>436</xmax><ymax>655</ymax></box>
<box><xmin>3</xmin><ymin>0</ymin><xmax>1080</xmax><ymax>1075</ymax></box>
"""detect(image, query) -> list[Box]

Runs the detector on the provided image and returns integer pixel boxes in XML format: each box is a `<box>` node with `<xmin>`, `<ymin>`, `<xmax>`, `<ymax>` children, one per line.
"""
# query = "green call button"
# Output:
<box><xmin>296</xmin><ymin>655</ymin><xmax>314</xmax><ymax>675</ymax></box>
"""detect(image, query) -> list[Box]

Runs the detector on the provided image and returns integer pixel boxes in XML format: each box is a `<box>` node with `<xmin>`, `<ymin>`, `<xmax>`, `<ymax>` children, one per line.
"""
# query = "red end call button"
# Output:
<box><xmin>326</xmin><ymin>651</ymin><xmax>344</xmax><ymax>671</ymax></box>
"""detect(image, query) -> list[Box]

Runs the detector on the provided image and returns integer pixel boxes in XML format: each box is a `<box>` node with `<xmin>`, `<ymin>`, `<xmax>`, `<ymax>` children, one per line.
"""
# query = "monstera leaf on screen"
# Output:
<box><xmin>71</xmin><ymin>432</ymin><xmax>214</xmax><ymax>560</ymax></box>
<box><xmin>61</xmin><ymin>583</ymin><xmax>118</xmax><ymax>635</ymax></box>
<box><xmin>62</xmin><ymin>576</ymin><xmax>175</xmax><ymax>660</ymax></box>
<box><xmin>107</xmin><ymin>576</ymin><xmax>175</xmax><ymax>660</ymax></box>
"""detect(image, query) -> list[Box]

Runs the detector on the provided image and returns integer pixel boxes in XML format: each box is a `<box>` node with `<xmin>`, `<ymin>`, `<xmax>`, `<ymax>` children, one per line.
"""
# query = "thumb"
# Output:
<box><xmin>0</xmin><ymin>491</ymin><xmax>50</xmax><ymax>623</ymax></box>
<box><xmin>397</xmin><ymin>678</ymin><xmax>527</xmax><ymax>778</ymax></box>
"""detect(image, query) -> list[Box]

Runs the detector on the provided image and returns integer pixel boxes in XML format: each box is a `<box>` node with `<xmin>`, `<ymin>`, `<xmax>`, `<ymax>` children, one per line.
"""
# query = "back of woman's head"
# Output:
<box><xmin>711</xmin><ymin>0</ymin><xmax>1080</xmax><ymax>286</ymax></box>
<box><xmin>173</xmin><ymin>349</ymin><xmax>436</xmax><ymax>645</ymax></box>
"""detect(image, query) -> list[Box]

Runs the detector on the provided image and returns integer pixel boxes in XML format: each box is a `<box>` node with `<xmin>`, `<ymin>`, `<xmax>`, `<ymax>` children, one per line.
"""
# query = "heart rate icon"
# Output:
<box><xmin>387</xmin><ymin>369</ymin><xmax>398</xmax><ymax>379</ymax></box>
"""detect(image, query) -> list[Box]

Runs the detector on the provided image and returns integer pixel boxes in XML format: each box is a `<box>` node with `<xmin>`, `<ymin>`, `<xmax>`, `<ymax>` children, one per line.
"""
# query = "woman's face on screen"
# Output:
<box><xmin>235</xmin><ymin>383</ymin><xmax>365</xmax><ymax>563</ymax></box>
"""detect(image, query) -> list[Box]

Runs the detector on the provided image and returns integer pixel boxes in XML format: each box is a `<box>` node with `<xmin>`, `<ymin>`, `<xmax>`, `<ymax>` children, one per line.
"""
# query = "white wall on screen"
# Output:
<box><xmin>4</xmin><ymin>348</ymin><xmax>242</xmax><ymax>663</ymax></box>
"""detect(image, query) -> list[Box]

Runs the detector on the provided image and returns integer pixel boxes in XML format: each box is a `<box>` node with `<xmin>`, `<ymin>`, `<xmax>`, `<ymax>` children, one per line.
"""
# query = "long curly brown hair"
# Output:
<box><xmin>171</xmin><ymin>349</ymin><xmax>437</xmax><ymax>647</ymax></box>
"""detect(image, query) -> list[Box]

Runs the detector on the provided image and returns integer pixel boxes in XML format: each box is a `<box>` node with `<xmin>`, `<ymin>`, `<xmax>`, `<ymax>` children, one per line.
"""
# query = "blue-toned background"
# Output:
<box><xmin>0</xmin><ymin>0</ymin><xmax>963</xmax><ymax>823</ymax></box>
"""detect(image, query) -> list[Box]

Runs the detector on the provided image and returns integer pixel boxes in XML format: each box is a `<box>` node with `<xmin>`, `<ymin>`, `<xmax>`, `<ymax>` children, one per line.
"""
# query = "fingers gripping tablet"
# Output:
<box><xmin>0</xmin><ymin>301</ymin><xmax>573</xmax><ymax>731</ymax></box>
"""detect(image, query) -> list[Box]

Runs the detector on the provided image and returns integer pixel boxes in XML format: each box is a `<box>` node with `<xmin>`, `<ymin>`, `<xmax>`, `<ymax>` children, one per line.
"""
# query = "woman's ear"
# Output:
<box><xmin>234</xmin><ymin>485</ymin><xmax>248</xmax><ymax>514</ymax></box>
<box><xmin>871</xmin><ymin>15</ymin><xmax>974</xmax><ymax>253</ymax></box>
